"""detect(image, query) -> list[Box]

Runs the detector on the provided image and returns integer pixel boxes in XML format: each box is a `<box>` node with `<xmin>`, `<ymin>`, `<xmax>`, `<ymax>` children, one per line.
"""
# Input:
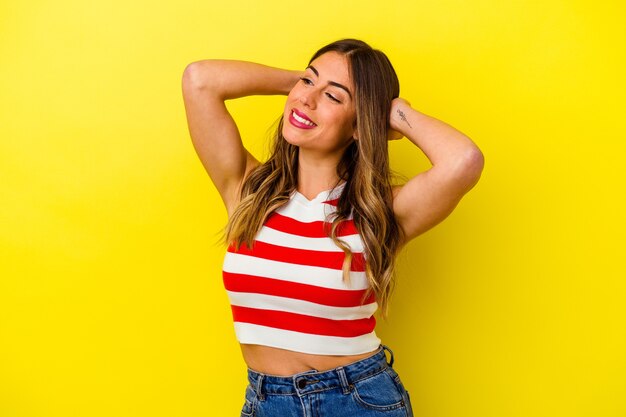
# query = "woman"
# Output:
<box><xmin>182</xmin><ymin>39</ymin><xmax>484</xmax><ymax>417</ymax></box>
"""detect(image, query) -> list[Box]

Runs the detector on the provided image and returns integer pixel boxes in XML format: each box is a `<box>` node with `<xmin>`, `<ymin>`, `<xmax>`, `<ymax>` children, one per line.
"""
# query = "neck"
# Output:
<box><xmin>296</xmin><ymin>150</ymin><xmax>344</xmax><ymax>200</ymax></box>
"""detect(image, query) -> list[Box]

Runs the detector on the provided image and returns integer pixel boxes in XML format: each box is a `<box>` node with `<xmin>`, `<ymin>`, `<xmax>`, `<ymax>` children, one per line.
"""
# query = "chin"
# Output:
<box><xmin>282</xmin><ymin>134</ymin><xmax>300</xmax><ymax>148</ymax></box>
<box><xmin>281</xmin><ymin>125</ymin><xmax>302</xmax><ymax>147</ymax></box>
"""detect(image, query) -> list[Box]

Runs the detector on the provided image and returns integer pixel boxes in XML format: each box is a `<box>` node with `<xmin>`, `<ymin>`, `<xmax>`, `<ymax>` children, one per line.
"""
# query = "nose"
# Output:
<box><xmin>298</xmin><ymin>88</ymin><xmax>317</xmax><ymax>109</ymax></box>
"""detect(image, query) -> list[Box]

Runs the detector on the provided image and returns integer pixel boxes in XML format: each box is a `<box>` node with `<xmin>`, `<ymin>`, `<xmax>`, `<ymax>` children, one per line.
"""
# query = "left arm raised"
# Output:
<box><xmin>389</xmin><ymin>98</ymin><xmax>485</xmax><ymax>244</ymax></box>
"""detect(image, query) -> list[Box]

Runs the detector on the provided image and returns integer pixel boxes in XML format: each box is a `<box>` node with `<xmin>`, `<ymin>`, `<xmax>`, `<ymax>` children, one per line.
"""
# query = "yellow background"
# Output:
<box><xmin>1</xmin><ymin>0</ymin><xmax>624</xmax><ymax>416</ymax></box>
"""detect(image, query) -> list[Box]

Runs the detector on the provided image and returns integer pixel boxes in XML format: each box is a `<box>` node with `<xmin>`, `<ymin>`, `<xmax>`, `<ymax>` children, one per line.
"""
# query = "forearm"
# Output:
<box><xmin>390</xmin><ymin>102</ymin><xmax>483</xmax><ymax>171</ymax></box>
<box><xmin>182</xmin><ymin>59</ymin><xmax>303</xmax><ymax>100</ymax></box>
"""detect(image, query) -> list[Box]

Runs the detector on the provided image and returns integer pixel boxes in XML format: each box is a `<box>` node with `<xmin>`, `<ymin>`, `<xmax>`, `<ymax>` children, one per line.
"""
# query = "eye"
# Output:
<box><xmin>325</xmin><ymin>92</ymin><xmax>341</xmax><ymax>103</ymax></box>
<box><xmin>300</xmin><ymin>77</ymin><xmax>313</xmax><ymax>85</ymax></box>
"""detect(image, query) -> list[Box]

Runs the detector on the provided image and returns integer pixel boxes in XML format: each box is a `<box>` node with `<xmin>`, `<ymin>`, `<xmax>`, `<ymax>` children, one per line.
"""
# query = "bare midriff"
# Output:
<box><xmin>241</xmin><ymin>344</ymin><xmax>380</xmax><ymax>376</ymax></box>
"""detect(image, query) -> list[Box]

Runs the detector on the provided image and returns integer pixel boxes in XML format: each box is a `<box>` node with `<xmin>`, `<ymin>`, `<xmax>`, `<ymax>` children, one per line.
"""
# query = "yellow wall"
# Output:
<box><xmin>1</xmin><ymin>1</ymin><xmax>624</xmax><ymax>416</ymax></box>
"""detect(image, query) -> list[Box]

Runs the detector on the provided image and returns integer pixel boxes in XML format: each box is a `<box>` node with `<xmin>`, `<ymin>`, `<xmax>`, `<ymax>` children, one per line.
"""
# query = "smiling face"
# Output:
<box><xmin>282</xmin><ymin>51</ymin><xmax>357</xmax><ymax>158</ymax></box>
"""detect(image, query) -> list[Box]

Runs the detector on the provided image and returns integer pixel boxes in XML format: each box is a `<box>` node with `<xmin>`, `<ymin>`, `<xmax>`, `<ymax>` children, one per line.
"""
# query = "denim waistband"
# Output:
<box><xmin>247</xmin><ymin>345</ymin><xmax>395</xmax><ymax>400</ymax></box>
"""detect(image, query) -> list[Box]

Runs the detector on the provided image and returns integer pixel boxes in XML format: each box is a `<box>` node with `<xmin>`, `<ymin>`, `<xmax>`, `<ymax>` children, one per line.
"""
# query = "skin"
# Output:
<box><xmin>182</xmin><ymin>50</ymin><xmax>484</xmax><ymax>376</ymax></box>
<box><xmin>282</xmin><ymin>52</ymin><xmax>358</xmax><ymax>199</ymax></box>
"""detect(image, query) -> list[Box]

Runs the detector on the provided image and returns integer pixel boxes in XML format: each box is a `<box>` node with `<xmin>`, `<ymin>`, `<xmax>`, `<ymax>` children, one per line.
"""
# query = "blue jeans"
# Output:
<box><xmin>240</xmin><ymin>345</ymin><xmax>413</xmax><ymax>417</ymax></box>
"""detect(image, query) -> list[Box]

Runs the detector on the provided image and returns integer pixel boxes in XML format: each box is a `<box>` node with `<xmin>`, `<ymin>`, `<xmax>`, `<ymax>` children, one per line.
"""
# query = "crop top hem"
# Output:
<box><xmin>234</xmin><ymin>322</ymin><xmax>382</xmax><ymax>356</ymax></box>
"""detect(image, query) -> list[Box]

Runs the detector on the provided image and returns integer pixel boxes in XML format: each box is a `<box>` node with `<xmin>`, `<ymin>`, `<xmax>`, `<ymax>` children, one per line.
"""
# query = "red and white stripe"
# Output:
<box><xmin>222</xmin><ymin>185</ymin><xmax>381</xmax><ymax>355</ymax></box>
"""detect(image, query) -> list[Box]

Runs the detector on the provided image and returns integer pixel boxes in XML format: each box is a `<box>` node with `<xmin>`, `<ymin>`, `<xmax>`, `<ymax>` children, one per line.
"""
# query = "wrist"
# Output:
<box><xmin>389</xmin><ymin>98</ymin><xmax>415</xmax><ymax>133</ymax></box>
<box><xmin>281</xmin><ymin>70</ymin><xmax>304</xmax><ymax>95</ymax></box>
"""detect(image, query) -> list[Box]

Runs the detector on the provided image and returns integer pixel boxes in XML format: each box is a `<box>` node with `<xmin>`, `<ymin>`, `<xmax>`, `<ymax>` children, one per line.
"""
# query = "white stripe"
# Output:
<box><xmin>223</xmin><ymin>252</ymin><xmax>370</xmax><ymax>290</ymax></box>
<box><xmin>226</xmin><ymin>291</ymin><xmax>378</xmax><ymax>320</ymax></box>
<box><xmin>234</xmin><ymin>322</ymin><xmax>381</xmax><ymax>355</ymax></box>
<box><xmin>256</xmin><ymin>226</ymin><xmax>365</xmax><ymax>253</ymax></box>
<box><xmin>276</xmin><ymin>200</ymin><xmax>342</xmax><ymax>223</ymax></box>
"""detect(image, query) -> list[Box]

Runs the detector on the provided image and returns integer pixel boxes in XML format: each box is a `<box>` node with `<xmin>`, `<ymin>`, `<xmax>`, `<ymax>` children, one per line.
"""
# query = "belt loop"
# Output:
<box><xmin>336</xmin><ymin>367</ymin><xmax>351</xmax><ymax>395</ymax></box>
<box><xmin>382</xmin><ymin>344</ymin><xmax>395</xmax><ymax>368</ymax></box>
<box><xmin>255</xmin><ymin>373</ymin><xmax>265</xmax><ymax>401</ymax></box>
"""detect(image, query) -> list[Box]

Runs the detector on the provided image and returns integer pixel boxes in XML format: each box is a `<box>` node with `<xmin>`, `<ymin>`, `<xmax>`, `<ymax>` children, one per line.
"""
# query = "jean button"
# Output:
<box><xmin>297</xmin><ymin>379</ymin><xmax>307</xmax><ymax>389</ymax></box>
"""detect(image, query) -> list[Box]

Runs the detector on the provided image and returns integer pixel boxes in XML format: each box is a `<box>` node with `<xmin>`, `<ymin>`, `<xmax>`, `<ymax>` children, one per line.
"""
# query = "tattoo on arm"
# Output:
<box><xmin>397</xmin><ymin>109</ymin><xmax>412</xmax><ymax>128</ymax></box>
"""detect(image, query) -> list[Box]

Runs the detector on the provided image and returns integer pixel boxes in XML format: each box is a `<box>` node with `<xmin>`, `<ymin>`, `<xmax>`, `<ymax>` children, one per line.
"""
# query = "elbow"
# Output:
<box><xmin>182</xmin><ymin>62</ymin><xmax>196</xmax><ymax>88</ymax></box>
<box><xmin>446</xmin><ymin>146</ymin><xmax>484</xmax><ymax>191</ymax></box>
<box><xmin>459</xmin><ymin>147</ymin><xmax>485</xmax><ymax>188</ymax></box>
<box><xmin>182</xmin><ymin>61</ymin><xmax>216</xmax><ymax>92</ymax></box>
<box><xmin>466</xmin><ymin>146</ymin><xmax>485</xmax><ymax>176</ymax></box>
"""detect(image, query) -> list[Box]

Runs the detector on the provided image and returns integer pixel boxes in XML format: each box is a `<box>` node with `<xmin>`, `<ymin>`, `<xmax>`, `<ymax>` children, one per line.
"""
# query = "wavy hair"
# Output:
<box><xmin>225</xmin><ymin>39</ymin><xmax>403</xmax><ymax>316</ymax></box>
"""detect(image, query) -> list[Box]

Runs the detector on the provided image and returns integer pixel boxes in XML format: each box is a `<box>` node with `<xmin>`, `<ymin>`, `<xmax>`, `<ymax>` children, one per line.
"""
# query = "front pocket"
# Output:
<box><xmin>351</xmin><ymin>369</ymin><xmax>406</xmax><ymax>411</ymax></box>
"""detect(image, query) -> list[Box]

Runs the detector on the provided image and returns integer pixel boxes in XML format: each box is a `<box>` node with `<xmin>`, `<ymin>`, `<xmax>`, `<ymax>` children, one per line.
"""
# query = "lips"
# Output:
<box><xmin>289</xmin><ymin>108</ymin><xmax>317</xmax><ymax>129</ymax></box>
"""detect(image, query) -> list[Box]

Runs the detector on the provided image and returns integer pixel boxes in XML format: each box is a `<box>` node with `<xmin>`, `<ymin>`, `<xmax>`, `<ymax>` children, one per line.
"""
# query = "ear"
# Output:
<box><xmin>352</xmin><ymin>122</ymin><xmax>359</xmax><ymax>141</ymax></box>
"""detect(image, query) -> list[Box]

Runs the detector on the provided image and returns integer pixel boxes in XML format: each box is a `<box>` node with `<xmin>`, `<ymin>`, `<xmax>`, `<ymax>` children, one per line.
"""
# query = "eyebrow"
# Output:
<box><xmin>306</xmin><ymin>65</ymin><xmax>353</xmax><ymax>99</ymax></box>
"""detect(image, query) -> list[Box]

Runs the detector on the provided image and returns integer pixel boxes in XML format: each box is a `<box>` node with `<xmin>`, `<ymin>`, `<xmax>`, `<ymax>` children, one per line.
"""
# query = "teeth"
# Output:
<box><xmin>292</xmin><ymin>110</ymin><xmax>315</xmax><ymax>126</ymax></box>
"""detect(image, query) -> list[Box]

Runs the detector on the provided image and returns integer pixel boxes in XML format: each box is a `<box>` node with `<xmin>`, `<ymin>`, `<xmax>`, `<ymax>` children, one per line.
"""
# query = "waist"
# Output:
<box><xmin>241</xmin><ymin>344</ymin><xmax>380</xmax><ymax>376</ymax></box>
<box><xmin>247</xmin><ymin>345</ymin><xmax>394</xmax><ymax>395</ymax></box>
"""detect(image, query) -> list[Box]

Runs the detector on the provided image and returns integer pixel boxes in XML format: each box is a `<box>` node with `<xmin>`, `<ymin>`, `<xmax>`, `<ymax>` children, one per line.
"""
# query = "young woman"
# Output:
<box><xmin>182</xmin><ymin>39</ymin><xmax>484</xmax><ymax>417</ymax></box>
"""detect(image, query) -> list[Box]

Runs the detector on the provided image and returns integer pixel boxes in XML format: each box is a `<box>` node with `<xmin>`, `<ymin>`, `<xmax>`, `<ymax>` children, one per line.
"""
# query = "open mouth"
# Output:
<box><xmin>290</xmin><ymin>109</ymin><xmax>317</xmax><ymax>127</ymax></box>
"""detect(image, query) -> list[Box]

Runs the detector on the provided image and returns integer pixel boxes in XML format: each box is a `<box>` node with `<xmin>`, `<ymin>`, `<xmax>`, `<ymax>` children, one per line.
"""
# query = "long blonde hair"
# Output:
<box><xmin>225</xmin><ymin>39</ymin><xmax>403</xmax><ymax>316</ymax></box>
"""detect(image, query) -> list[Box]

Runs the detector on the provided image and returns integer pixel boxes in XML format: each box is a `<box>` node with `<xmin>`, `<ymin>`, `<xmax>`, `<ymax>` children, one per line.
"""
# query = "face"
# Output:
<box><xmin>282</xmin><ymin>51</ymin><xmax>357</xmax><ymax>157</ymax></box>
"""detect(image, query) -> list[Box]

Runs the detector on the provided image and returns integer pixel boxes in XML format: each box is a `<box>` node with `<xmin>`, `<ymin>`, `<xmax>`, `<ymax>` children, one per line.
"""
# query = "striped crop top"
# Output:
<box><xmin>222</xmin><ymin>183</ymin><xmax>381</xmax><ymax>355</ymax></box>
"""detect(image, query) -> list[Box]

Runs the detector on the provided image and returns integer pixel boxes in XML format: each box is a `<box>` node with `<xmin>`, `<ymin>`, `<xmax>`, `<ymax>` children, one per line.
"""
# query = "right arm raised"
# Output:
<box><xmin>181</xmin><ymin>60</ymin><xmax>302</xmax><ymax>213</ymax></box>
